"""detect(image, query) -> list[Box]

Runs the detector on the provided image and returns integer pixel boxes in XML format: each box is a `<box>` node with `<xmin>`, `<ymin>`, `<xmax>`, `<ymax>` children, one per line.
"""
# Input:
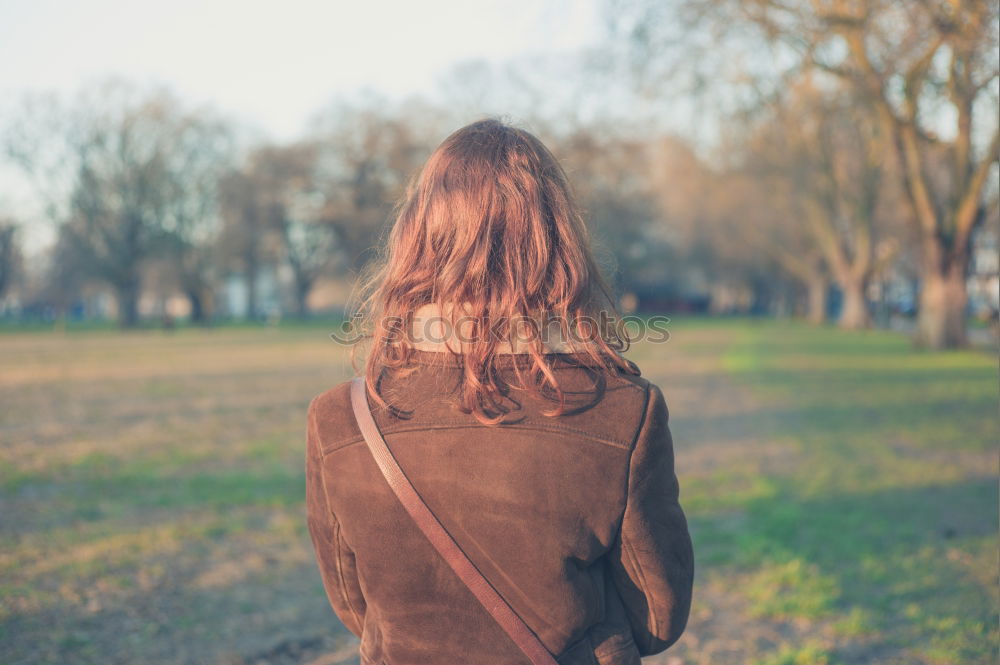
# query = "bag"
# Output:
<box><xmin>349</xmin><ymin>377</ymin><xmax>559</xmax><ymax>665</ymax></box>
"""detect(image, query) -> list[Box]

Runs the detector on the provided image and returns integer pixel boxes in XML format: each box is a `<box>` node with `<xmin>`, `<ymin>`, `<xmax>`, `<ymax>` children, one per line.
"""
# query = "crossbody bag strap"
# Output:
<box><xmin>349</xmin><ymin>377</ymin><xmax>559</xmax><ymax>665</ymax></box>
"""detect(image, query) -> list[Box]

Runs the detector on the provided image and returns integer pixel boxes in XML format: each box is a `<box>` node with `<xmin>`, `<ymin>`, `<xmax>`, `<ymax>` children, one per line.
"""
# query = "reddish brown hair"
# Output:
<box><xmin>352</xmin><ymin>118</ymin><xmax>635</xmax><ymax>425</ymax></box>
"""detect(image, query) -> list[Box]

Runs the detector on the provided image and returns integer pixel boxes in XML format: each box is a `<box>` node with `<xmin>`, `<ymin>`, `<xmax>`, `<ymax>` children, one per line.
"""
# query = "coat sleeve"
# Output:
<box><xmin>608</xmin><ymin>383</ymin><xmax>694</xmax><ymax>655</ymax></box>
<box><xmin>305</xmin><ymin>395</ymin><xmax>367</xmax><ymax>638</ymax></box>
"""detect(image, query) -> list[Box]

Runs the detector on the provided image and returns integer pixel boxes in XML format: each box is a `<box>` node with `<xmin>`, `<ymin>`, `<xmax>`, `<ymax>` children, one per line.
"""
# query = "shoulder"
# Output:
<box><xmin>606</xmin><ymin>355</ymin><xmax>658</xmax><ymax>403</ymax></box>
<box><xmin>308</xmin><ymin>379</ymin><xmax>353</xmax><ymax>416</ymax></box>
<box><xmin>606</xmin><ymin>362</ymin><xmax>670</xmax><ymax>445</ymax></box>
<box><xmin>548</xmin><ymin>361</ymin><xmax>660</xmax><ymax>449</ymax></box>
<box><xmin>307</xmin><ymin>379</ymin><xmax>363</xmax><ymax>454</ymax></box>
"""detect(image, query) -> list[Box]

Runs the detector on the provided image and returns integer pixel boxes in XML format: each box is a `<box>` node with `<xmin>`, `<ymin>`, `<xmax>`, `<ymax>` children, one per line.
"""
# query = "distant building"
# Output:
<box><xmin>218</xmin><ymin>265</ymin><xmax>286</xmax><ymax>320</ymax></box>
<box><xmin>968</xmin><ymin>227</ymin><xmax>999</xmax><ymax>319</ymax></box>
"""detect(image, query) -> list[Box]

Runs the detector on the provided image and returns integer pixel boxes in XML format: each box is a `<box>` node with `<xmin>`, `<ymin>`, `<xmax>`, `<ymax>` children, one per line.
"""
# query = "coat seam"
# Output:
<box><xmin>311</xmin><ymin>398</ymin><xmax>364</xmax><ymax>630</ymax></box>
<box><xmin>320</xmin><ymin>420</ymin><xmax>636</xmax><ymax>455</ymax></box>
<box><xmin>623</xmin><ymin>536</ymin><xmax>657</xmax><ymax>647</ymax></box>
<box><xmin>619</xmin><ymin>382</ymin><xmax>657</xmax><ymax>649</ymax></box>
<box><xmin>333</xmin><ymin>519</ymin><xmax>364</xmax><ymax>629</ymax></box>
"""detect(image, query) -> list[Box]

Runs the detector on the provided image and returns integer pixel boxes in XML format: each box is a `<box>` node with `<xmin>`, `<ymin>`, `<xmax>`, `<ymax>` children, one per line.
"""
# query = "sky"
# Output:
<box><xmin>0</xmin><ymin>0</ymin><xmax>608</xmax><ymax>254</ymax></box>
<box><xmin>0</xmin><ymin>0</ymin><xmax>604</xmax><ymax>141</ymax></box>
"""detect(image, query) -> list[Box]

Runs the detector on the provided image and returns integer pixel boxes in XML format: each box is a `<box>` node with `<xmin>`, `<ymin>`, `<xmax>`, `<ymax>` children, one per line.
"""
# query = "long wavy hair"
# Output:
<box><xmin>351</xmin><ymin>118</ymin><xmax>636</xmax><ymax>425</ymax></box>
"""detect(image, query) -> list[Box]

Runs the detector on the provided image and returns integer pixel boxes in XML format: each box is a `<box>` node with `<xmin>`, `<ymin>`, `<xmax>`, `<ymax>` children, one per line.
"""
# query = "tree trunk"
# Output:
<box><xmin>295</xmin><ymin>278</ymin><xmax>311</xmax><ymax>319</ymax></box>
<box><xmin>915</xmin><ymin>262</ymin><xmax>968</xmax><ymax>349</ymax></box>
<box><xmin>806</xmin><ymin>276</ymin><xmax>828</xmax><ymax>325</ymax></box>
<box><xmin>838</xmin><ymin>277</ymin><xmax>870</xmax><ymax>330</ymax></box>
<box><xmin>245</xmin><ymin>259</ymin><xmax>258</xmax><ymax>322</ymax></box>
<box><xmin>115</xmin><ymin>280</ymin><xmax>140</xmax><ymax>329</ymax></box>
<box><xmin>187</xmin><ymin>289</ymin><xmax>205</xmax><ymax>325</ymax></box>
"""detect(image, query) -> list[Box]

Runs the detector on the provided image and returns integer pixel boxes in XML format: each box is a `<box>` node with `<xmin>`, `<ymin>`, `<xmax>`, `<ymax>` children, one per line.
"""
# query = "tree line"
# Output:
<box><xmin>0</xmin><ymin>0</ymin><xmax>996</xmax><ymax>349</ymax></box>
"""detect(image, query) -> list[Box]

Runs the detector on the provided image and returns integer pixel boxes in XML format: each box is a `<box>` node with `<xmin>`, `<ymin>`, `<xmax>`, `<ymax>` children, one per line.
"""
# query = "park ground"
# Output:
<box><xmin>0</xmin><ymin>318</ymin><xmax>997</xmax><ymax>664</ymax></box>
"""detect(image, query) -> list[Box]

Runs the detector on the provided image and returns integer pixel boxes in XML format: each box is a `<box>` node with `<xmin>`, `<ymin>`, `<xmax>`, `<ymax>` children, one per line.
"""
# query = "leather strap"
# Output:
<box><xmin>350</xmin><ymin>377</ymin><xmax>559</xmax><ymax>665</ymax></box>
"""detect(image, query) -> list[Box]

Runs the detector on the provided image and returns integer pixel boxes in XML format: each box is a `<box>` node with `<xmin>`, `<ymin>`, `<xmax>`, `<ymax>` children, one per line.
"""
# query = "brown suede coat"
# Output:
<box><xmin>305</xmin><ymin>350</ymin><xmax>694</xmax><ymax>665</ymax></box>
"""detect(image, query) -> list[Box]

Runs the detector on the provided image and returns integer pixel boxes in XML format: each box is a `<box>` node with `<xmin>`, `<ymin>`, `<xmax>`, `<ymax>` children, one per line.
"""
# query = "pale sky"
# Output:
<box><xmin>0</xmin><ymin>0</ymin><xmax>604</xmax><ymax>140</ymax></box>
<box><xmin>0</xmin><ymin>0</ymin><xmax>608</xmax><ymax>254</ymax></box>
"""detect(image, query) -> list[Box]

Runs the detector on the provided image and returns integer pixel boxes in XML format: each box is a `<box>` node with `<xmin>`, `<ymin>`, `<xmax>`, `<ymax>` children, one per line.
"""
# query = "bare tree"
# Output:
<box><xmin>619</xmin><ymin>0</ymin><xmax>999</xmax><ymax>346</ymax></box>
<box><xmin>0</xmin><ymin>219</ymin><xmax>21</xmax><ymax>305</ymax></box>
<box><xmin>161</xmin><ymin>111</ymin><xmax>234</xmax><ymax>324</ymax></box>
<box><xmin>250</xmin><ymin>141</ymin><xmax>331</xmax><ymax>318</ymax></box>
<box><xmin>65</xmin><ymin>90</ymin><xmax>179</xmax><ymax>327</ymax></box>
<box><xmin>218</xmin><ymin>169</ymin><xmax>273</xmax><ymax>321</ymax></box>
<box><xmin>4</xmin><ymin>81</ymin><xmax>217</xmax><ymax>328</ymax></box>
<box><xmin>719</xmin><ymin>163</ymin><xmax>835</xmax><ymax>323</ymax></box>
<box><xmin>748</xmin><ymin>81</ymin><xmax>909</xmax><ymax>328</ymax></box>
<box><xmin>553</xmin><ymin>127</ymin><xmax>661</xmax><ymax>291</ymax></box>
<box><xmin>824</xmin><ymin>0</ymin><xmax>998</xmax><ymax>346</ymax></box>
<box><xmin>312</xmin><ymin>103</ymin><xmax>434</xmax><ymax>272</ymax></box>
<box><xmin>42</xmin><ymin>224</ymin><xmax>92</xmax><ymax>322</ymax></box>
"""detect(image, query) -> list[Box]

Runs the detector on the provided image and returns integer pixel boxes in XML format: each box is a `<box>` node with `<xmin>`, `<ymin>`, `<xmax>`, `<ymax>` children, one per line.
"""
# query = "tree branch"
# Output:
<box><xmin>953</xmin><ymin>128</ymin><xmax>1000</xmax><ymax>253</ymax></box>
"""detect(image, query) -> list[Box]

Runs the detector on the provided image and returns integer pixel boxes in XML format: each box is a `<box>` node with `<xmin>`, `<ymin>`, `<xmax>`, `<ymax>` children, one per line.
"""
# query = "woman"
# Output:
<box><xmin>305</xmin><ymin>119</ymin><xmax>694</xmax><ymax>665</ymax></box>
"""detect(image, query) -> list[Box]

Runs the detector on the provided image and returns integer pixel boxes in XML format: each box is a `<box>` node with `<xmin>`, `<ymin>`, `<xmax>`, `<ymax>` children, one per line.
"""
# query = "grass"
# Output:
<box><xmin>0</xmin><ymin>318</ymin><xmax>996</xmax><ymax>664</ymax></box>
<box><xmin>0</xmin><ymin>313</ymin><xmax>350</xmax><ymax>334</ymax></box>
<box><xmin>661</xmin><ymin>319</ymin><xmax>999</xmax><ymax>664</ymax></box>
<box><xmin>0</xmin><ymin>325</ymin><xmax>354</xmax><ymax>664</ymax></box>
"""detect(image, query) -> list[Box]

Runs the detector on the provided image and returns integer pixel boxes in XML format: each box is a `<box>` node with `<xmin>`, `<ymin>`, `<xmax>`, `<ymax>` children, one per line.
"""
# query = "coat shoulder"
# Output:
<box><xmin>608</xmin><ymin>360</ymin><xmax>656</xmax><ymax>406</ymax></box>
<box><xmin>307</xmin><ymin>379</ymin><xmax>363</xmax><ymax>454</ymax></box>
<box><xmin>309</xmin><ymin>379</ymin><xmax>353</xmax><ymax>415</ymax></box>
<box><xmin>606</xmin><ymin>364</ymin><xmax>671</xmax><ymax>442</ymax></box>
